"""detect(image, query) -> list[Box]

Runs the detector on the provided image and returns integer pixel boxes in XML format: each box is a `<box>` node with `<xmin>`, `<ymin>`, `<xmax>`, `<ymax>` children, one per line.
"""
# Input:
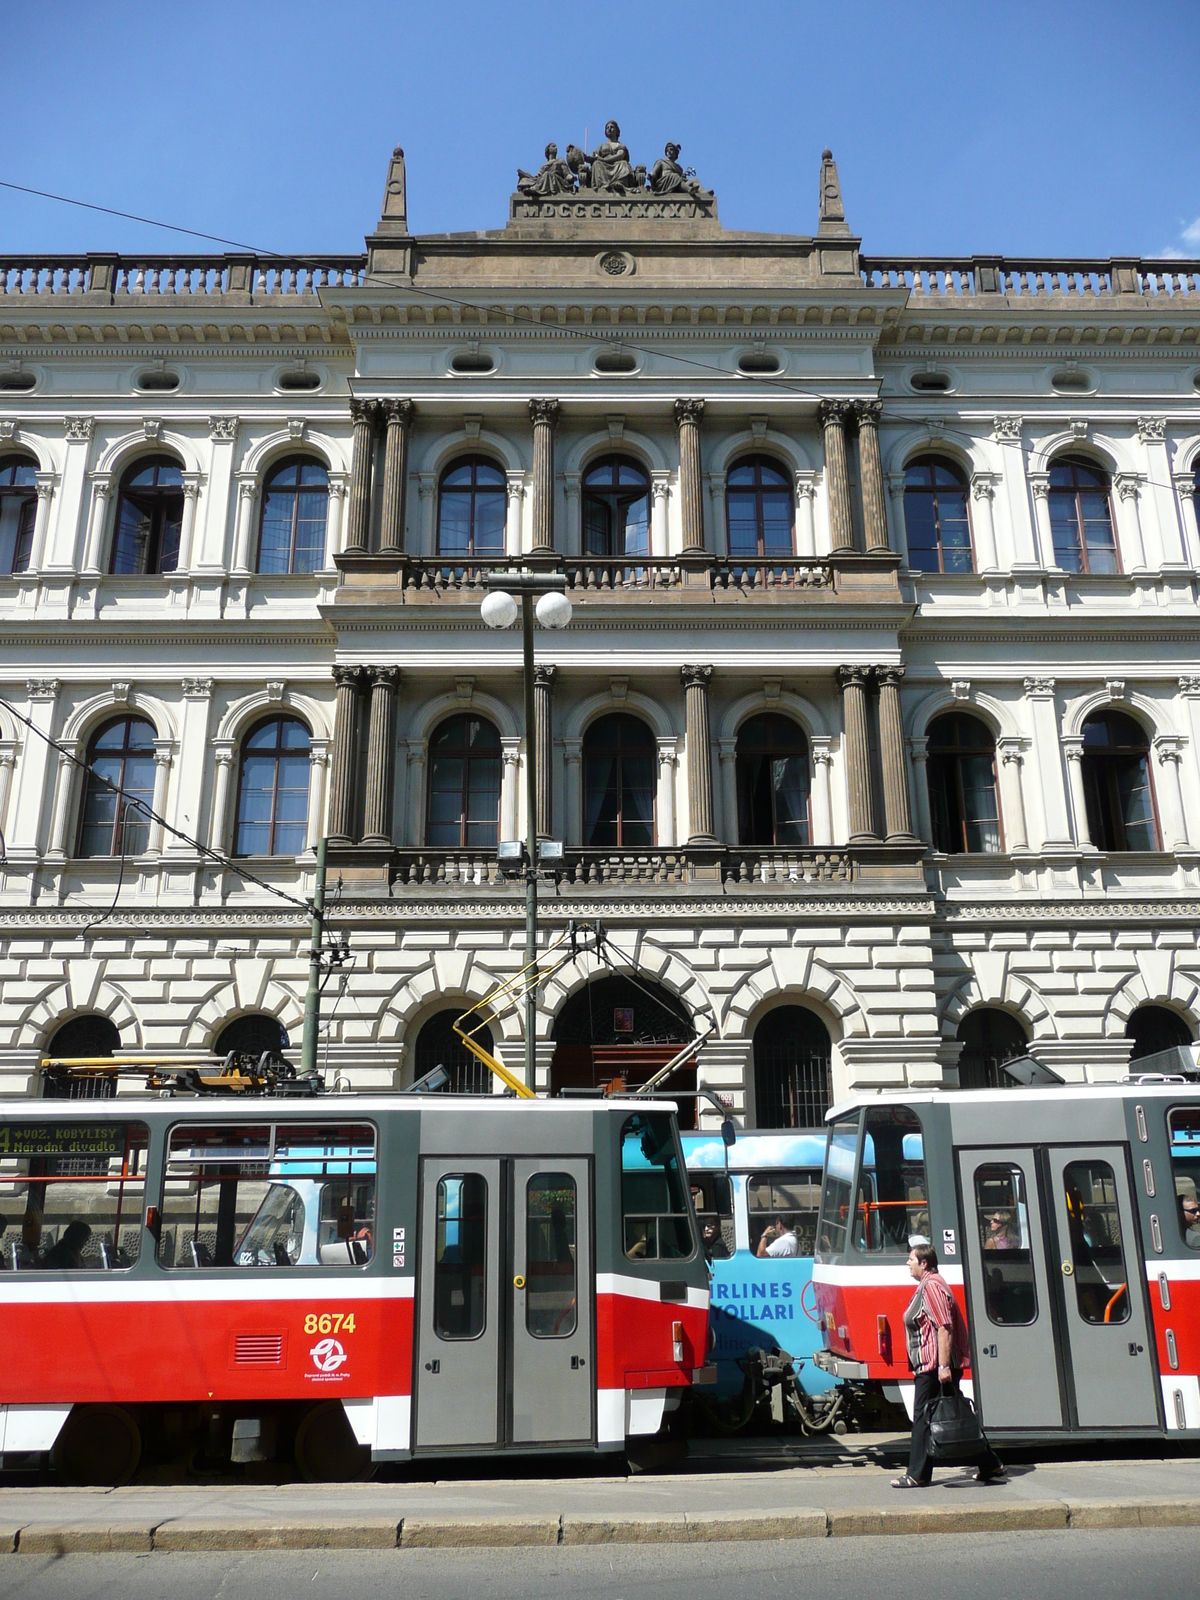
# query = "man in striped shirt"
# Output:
<box><xmin>893</xmin><ymin>1241</ymin><xmax>1004</xmax><ymax>1488</ymax></box>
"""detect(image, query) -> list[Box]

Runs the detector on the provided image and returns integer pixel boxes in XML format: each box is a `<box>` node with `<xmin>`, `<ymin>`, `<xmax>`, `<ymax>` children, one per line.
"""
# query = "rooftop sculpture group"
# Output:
<box><xmin>516</xmin><ymin>122</ymin><xmax>714</xmax><ymax>203</ymax></box>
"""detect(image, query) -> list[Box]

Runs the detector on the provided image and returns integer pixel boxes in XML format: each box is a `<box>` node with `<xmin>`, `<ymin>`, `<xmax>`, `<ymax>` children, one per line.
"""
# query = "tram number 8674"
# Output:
<box><xmin>303</xmin><ymin>1312</ymin><xmax>356</xmax><ymax>1336</ymax></box>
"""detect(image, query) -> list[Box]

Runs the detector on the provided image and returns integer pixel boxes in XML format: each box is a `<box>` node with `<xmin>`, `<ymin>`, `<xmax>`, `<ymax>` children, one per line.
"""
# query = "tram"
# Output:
<box><xmin>811</xmin><ymin>1081</ymin><xmax>1200</xmax><ymax>1441</ymax></box>
<box><xmin>682</xmin><ymin>1130</ymin><xmax>834</xmax><ymax>1403</ymax></box>
<box><xmin>0</xmin><ymin>1090</ymin><xmax>711</xmax><ymax>1481</ymax></box>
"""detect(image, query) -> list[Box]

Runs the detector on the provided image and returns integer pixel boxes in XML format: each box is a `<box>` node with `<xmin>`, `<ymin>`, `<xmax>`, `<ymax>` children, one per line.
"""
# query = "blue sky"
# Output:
<box><xmin>2</xmin><ymin>1</ymin><xmax>1198</xmax><ymax>261</ymax></box>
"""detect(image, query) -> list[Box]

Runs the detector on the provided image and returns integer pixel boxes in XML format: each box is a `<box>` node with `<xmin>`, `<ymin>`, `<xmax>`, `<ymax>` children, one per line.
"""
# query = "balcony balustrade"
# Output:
<box><xmin>860</xmin><ymin>255</ymin><xmax>1200</xmax><ymax>301</ymax></box>
<box><xmin>352</xmin><ymin>555</ymin><xmax>835</xmax><ymax>599</ymax></box>
<box><xmin>382</xmin><ymin>843</ymin><xmax>863</xmax><ymax>892</ymax></box>
<box><xmin>0</xmin><ymin>253</ymin><xmax>367</xmax><ymax>300</ymax></box>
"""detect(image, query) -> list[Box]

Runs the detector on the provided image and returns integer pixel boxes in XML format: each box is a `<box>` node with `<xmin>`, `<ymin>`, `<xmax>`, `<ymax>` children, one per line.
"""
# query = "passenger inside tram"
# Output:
<box><xmin>973</xmin><ymin>1166</ymin><xmax>1035</xmax><ymax>1325</ymax></box>
<box><xmin>1168</xmin><ymin>1107</ymin><xmax>1200</xmax><ymax>1248</ymax></box>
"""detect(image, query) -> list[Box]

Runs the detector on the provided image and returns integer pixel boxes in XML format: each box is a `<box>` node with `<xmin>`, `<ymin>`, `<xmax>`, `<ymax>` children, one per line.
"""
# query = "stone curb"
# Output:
<box><xmin>6</xmin><ymin>1498</ymin><xmax>1200</xmax><ymax>1552</ymax></box>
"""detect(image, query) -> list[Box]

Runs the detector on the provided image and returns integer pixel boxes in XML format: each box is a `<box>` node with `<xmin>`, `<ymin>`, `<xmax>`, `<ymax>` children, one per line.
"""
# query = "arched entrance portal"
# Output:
<box><xmin>550</xmin><ymin>975</ymin><xmax>696</xmax><ymax>1125</ymax></box>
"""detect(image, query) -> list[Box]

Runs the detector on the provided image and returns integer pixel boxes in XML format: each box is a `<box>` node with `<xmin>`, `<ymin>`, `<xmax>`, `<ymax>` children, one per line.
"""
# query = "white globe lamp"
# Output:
<box><xmin>535</xmin><ymin>590</ymin><xmax>573</xmax><ymax>630</ymax></box>
<box><xmin>480</xmin><ymin>589</ymin><xmax>519</xmax><ymax>630</ymax></box>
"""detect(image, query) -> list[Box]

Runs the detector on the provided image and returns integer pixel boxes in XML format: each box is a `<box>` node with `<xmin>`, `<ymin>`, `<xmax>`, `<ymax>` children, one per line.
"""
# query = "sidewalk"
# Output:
<box><xmin>2</xmin><ymin>1442</ymin><xmax>1199</xmax><ymax>1551</ymax></box>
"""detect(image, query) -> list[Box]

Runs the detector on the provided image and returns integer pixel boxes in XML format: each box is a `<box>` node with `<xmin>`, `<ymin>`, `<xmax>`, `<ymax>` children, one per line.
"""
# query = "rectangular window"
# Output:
<box><xmin>815</xmin><ymin>1117</ymin><xmax>858</xmax><ymax>1262</ymax></box>
<box><xmin>1062</xmin><ymin>1159</ymin><xmax>1129</xmax><ymax>1324</ymax></box>
<box><xmin>972</xmin><ymin>1163</ymin><xmax>1037</xmax><ymax>1326</ymax></box>
<box><xmin>747</xmin><ymin>1169</ymin><xmax>822</xmax><ymax>1257</ymax></box>
<box><xmin>0</xmin><ymin>1120</ymin><xmax>148</xmax><ymax>1271</ymax></box>
<box><xmin>853</xmin><ymin>1107</ymin><xmax>928</xmax><ymax>1255</ymax></box>
<box><xmin>157</xmin><ymin>1123</ymin><xmax>375</xmax><ymax>1269</ymax></box>
<box><xmin>621</xmin><ymin>1111</ymin><xmax>694</xmax><ymax>1261</ymax></box>
<box><xmin>525</xmin><ymin>1172</ymin><xmax>577</xmax><ymax>1337</ymax></box>
<box><xmin>1167</xmin><ymin>1107</ymin><xmax>1200</xmax><ymax>1250</ymax></box>
<box><xmin>689</xmin><ymin>1172</ymin><xmax>734</xmax><ymax>1260</ymax></box>
<box><xmin>434</xmin><ymin>1173</ymin><xmax>487</xmax><ymax>1338</ymax></box>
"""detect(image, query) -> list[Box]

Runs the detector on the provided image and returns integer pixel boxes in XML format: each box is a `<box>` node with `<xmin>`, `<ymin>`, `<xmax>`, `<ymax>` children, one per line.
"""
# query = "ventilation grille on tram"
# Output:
<box><xmin>233</xmin><ymin>1334</ymin><xmax>285</xmax><ymax>1366</ymax></box>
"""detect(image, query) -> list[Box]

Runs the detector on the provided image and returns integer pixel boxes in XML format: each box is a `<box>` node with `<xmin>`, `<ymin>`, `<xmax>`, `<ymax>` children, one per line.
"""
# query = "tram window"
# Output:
<box><xmin>158</xmin><ymin>1123</ymin><xmax>376</xmax><ymax>1270</ymax></box>
<box><xmin>689</xmin><ymin>1173</ymin><xmax>734</xmax><ymax>1261</ymax></box>
<box><xmin>747</xmin><ymin>1170</ymin><xmax>822</xmax><ymax>1257</ymax></box>
<box><xmin>0</xmin><ymin>1120</ymin><xmax>148</xmax><ymax>1271</ymax></box>
<box><xmin>526</xmin><ymin>1172</ymin><xmax>578</xmax><ymax>1337</ymax></box>
<box><xmin>621</xmin><ymin>1112</ymin><xmax>695</xmax><ymax>1261</ymax></box>
<box><xmin>1167</xmin><ymin>1108</ymin><xmax>1200</xmax><ymax>1249</ymax></box>
<box><xmin>853</xmin><ymin>1108</ymin><xmax>928</xmax><ymax>1255</ymax></box>
<box><xmin>1062</xmin><ymin>1159</ymin><xmax>1130</xmax><ymax>1324</ymax></box>
<box><xmin>815</xmin><ymin>1117</ymin><xmax>858</xmax><ymax>1262</ymax></box>
<box><xmin>972</xmin><ymin>1164</ymin><xmax>1037</xmax><ymax>1326</ymax></box>
<box><xmin>434</xmin><ymin>1174</ymin><xmax>487</xmax><ymax>1339</ymax></box>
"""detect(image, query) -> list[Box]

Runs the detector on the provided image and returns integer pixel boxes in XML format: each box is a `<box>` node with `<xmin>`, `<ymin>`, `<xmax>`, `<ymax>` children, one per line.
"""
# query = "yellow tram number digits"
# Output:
<box><xmin>303</xmin><ymin>1311</ymin><xmax>357</xmax><ymax>1336</ymax></box>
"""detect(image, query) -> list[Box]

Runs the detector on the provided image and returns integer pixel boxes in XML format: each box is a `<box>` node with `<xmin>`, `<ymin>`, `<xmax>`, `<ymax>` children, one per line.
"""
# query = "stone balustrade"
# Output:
<box><xmin>0</xmin><ymin>254</ymin><xmax>367</xmax><ymax>299</ymax></box>
<box><xmin>860</xmin><ymin>255</ymin><xmax>1200</xmax><ymax>300</ymax></box>
<box><xmin>381</xmin><ymin>844</ymin><xmax>864</xmax><ymax>891</ymax></box>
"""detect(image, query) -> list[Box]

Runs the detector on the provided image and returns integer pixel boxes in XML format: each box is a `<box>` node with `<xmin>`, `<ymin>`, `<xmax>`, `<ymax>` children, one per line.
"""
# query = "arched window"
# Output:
<box><xmin>78</xmin><ymin>717</ymin><xmax>157</xmax><ymax>858</ymax></box>
<box><xmin>903</xmin><ymin>458</ymin><xmax>972</xmax><ymax>573</ymax></box>
<box><xmin>414</xmin><ymin>1010</ymin><xmax>494</xmax><ymax>1094</ymax></box>
<box><xmin>233</xmin><ymin>716</ymin><xmax>311</xmax><ymax>857</ymax></box>
<box><xmin>1125</xmin><ymin>1004</ymin><xmax>1193</xmax><ymax>1064</ymax></box>
<box><xmin>726</xmin><ymin>457</ymin><xmax>793</xmax><ymax>559</ymax></box>
<box><xmin>956</xmin><ymin>1008</ymin><xmax>1029</xmax><ymax>1089</ymax></box>
<box><xmin>256</xmin><ymin>456</ymin><xmax>329</xmax><ymax>574</ymax></box>
<box><xmin>753</xmin><ymin>1007</ymin><xmax>832</xmax><ymax>1128</ymax></box>
<box><xmin>0</xmin><ymin>456</ymin><xmax>37</xmax><ymax>574</ymax></box>
<box><xmin>583</xmin><ymin>456</ymin><xmax>650</xmax><ymax>558</ymax></box>
<box><xmin>44</xmin><ymin>1015</ymin><xmax>120</xmax><ymax>1101</ymax></box>
<box><xmin>583</xmin><ymin>713</ymin><xmax>655</xmax><ymax>847</ymax></box>
<box><xmin>736</xmin><ymin>714</ymin><xmax>810</xmax><ymax>845</ymax></box>
<box><xmin>1048</xmin><ymin>457</ymin><xmax>1117</xmax><ymax>574</ymax></box>
<box><xmin>437</xmin><ymin>458</ymin><xmax>506</xmax><ymax>559</ymax></box>
<box><xmin>927</xmin><ymin>713</ymin><xmax>1001</xmax><ymax>854</ymax></box>
<box><xmin>426</xmin><ymin>715</ymin><xmax>501</xmax><ymax>847</ymax></box>
<box><xmin>215</xmin><ymin>1014</ymin><xmax>289</xmax><ymax>1058</ymax></box>
<box><xmin>110</xmin><ymin>456</ymin><xmax>184</xmax><ymax>575</ymax></box>
<box><xmin>1081</xmin><ymin>711</ymin><xmax>1157</xmax><ymax>851</ymax></box>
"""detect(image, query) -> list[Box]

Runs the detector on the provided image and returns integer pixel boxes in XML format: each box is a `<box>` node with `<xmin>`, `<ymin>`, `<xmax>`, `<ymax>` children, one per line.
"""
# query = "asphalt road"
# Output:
<box><xmin>0</xmin><ymin>1529</ymin><xmax>1192</xmax><ymax>1600</ymax></box>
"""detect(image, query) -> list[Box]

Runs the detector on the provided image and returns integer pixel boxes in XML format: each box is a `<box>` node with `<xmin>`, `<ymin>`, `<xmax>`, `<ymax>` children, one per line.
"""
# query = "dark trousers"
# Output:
<box><xmin>908</xmin><ymin>1368</ymin><xmax>1003</xmax><ymax>1484</ymax></box>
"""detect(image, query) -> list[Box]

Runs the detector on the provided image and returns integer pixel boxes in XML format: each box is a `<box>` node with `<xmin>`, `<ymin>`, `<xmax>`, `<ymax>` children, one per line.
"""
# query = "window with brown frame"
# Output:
<box><xmin>583</xmin><ymin>714</ymin><xmax>655</xmax><ymax>847</ymax></box>
<box><xmin>77</xmin><ymin>717</ymin><xmax>157</xmax><ymax>858</ymax></box>
<box><xmin>726</xmin><ymin>457</ymin><xmax>794</xmax><ymax>559</ymax></box>
<box><xmin>903</xmin><ymin>458</ymin><xmax>973</xmax><ymax>573</ymax></box>
<box><xmin>109</xmin><ymin>456</ymin><xmax>184</xmax><ymax>575</ymax></box>
<box><xmin>233</xmin><ymin>717</ymin><xmax>312</xmax><ymax>857</ymax></box>
<box><xmin>426</xmin><ymin>715</ymin><xmax>501</xmax><ymax>848</ymax></box>
<box><xmin>735</xmin><ymin>713</ymin><xmax>810</xmax><ymax>845</ymax></box>
<box><xmin>437</xmin><ymin>458</ymin><xmax>506</xmax><ymax>560</ymax></box>
<box><xmin>1047</xmin><ymin>457</ymin><xmax>1118</xmax><ymax>574</ymax></box>
<box><xmin>583</xmin><ymin>456</ymin><xmax>650</xmax><ymax>559</ymax></box>
<box><xmin>0</xmin><ymin>457</ymin><xmax>37</xmax><ymax>574</ymax></box>
<box><xmin>926</xmin><ymin>713</ymin><xmax>1002</xmax><ymax>854</ymax></box>
<box><xmin>256</xmin><ymin>457</ymin><xmax>328</xmax><ymax>574</ymax></box>
<box><xmin>1080</xmin><ymin>711</ymin><xmax>1158</xmax><ymax>851</ymax></box>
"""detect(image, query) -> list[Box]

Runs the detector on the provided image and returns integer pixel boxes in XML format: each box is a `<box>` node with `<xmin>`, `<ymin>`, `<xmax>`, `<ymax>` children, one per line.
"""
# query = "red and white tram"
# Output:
<box><xmin>812</xmin><ymin>1082</ymin><xmax>1200</xmax><ymax>1441</ymax></box>
<box><xmin>0</xmin><ymin>1092</ymin><xmax>711</xmax><ymax>1480</ymax></box>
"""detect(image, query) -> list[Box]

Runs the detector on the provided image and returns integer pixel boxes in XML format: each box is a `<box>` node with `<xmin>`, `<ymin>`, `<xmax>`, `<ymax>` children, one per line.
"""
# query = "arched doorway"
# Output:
<box><xmin>44</xmin><ymin>1014</ymin><xmax>121</xmax><ymax>1100</ymax></box>
<box><xmin>956</xmin><ymin>1008</ymin><xmax>1029</xmax><ymax>1089</ymax></box>
<box><xmin>413</xmin><ymin>1009</ymin><xmax>495</xmax><ymax>1094</ymax></box>
<box><xmin>550</xmin><ymin>975</ymin><xmax>696</xmax><ymax>1124</ymax></box>
<box><xmin>215</xmin><ymin>1014</ymin><xmax>289</xmax><ymax>1059</ymax></box>
<box><xmin>752</xmin><ymin>1007</ymin><xmax>832</xmax><ymax>1129</ymax></box>
<box><xmin>1125</xmin><ymin>1004</ymin><xmax>1193</xmax><ymax>1064</ymax></box>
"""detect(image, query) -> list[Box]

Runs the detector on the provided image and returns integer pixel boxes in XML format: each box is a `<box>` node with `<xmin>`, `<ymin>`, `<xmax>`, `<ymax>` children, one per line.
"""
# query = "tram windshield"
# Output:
<box><xmin>621</xmin><ymin>1112</ymin><xmax>695</xmax><ymax>1261</ymax></box>
<box><xmin>0</xmin><ymin>1119</ymin><xmax>148</xmax><ymax>1271</ymax></box>
<box><xmin>815</xmin><ymin>1117</ymin><xmax>858</xmax><ymax>1262</ymax></box>
<box><xmin>1168</xmin><ymin>1107</ymin><xmax>1200</xmax><ymax>1249</ymax></box>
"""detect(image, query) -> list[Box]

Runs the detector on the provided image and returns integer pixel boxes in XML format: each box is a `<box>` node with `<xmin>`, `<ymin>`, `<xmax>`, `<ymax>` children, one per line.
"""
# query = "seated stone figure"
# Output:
<box><xmin>648</xmin><ymin>142</ymin><xmax>712</xmax><ymax>201</ymax></box>
<box><xmin>517</xmin><ymin>143</ymin><xmax>576</xmax><ymax>198</ymax></box>
<box><xmin>586</xmin><ymin>121</ymin><xmax>640</xmax><ymax>193</ymax></box>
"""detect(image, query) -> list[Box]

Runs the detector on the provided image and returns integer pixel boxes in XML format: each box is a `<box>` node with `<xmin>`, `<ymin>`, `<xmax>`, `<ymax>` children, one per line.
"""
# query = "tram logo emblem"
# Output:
<box><xmin>310</xmin><ymin>1337</ymin><xmax>348</xmax><ymax>1373</ymax></box>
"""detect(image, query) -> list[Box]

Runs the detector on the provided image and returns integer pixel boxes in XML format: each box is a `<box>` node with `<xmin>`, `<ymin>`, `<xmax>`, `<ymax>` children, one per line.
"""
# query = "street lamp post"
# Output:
<box><xmin>481</xmin><ymin>571</ymin><xmax>571</xmax><ymax>1092</ymax></box>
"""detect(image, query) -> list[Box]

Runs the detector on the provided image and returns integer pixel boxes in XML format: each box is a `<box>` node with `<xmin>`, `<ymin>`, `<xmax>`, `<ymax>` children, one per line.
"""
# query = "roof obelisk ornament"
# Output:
<box><xmin>366</xmin><ymin>143</ymin><xmax>414</xmax><ymax>278</ymax></box>
<box><xmin>815</xmin><ymin>147</ymin><xmax>859</xmax><ymax>278</ymax></box>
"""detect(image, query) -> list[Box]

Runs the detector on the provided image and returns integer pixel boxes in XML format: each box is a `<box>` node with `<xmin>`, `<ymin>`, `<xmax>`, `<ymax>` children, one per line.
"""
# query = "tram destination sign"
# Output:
<box><xmin>0</xmin><ymin>1123</ymin><xmax>127</xmax><ymax>1159</ymax></box>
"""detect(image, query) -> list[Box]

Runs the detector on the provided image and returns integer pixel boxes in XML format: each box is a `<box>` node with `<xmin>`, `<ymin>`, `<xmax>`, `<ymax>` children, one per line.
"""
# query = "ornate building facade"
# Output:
<box><xmin>2</xmin><ymin>136</ymin><xmax>1200</xmax><ymax>1120</ymax></box>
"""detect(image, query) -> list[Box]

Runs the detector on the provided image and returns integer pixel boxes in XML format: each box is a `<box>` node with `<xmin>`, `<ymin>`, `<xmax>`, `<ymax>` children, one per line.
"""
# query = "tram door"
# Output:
<box><xmin>1045</xmin><ymin>1147</ymin><xmax>1159</xmax><ymax>1429</ymax></box>
<box><xmin>416</xmin><ymin>1159</ymin><xmax>503</xmax><ymax>1449</ymax></box>
<box><xmin>958</xmin><ymin>1148</ymin><xmax>1063</xmax><ymax>1429</ymax></box>
<box><xmin>510</xmin><ymin>1158</ymin><xmax>592</xmax><ymax>1444</ymax></box>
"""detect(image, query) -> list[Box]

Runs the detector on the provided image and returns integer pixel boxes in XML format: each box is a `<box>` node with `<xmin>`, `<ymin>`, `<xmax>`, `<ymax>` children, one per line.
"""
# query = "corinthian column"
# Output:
<box><xmin>674</xmin><ymin>399</ymin><xmax>706</xmax><ymax>552</ymax></box>
<box><xmin>344</xmin><ymin>401</ymin><xmax>379</xmax><ymax>553</ymax></box>
<box><xmin>362</xmin><ymin>666</ymin><xmax>400</xmax><ymax>844</ymax></box>
<box><xmin>682</xmin><ymin>664</ymin><xmax>715</xmax><ymax>841</ymax></box>
<box><xmin>328</xmin><ymin>666</ymin><xmax>365</xmax><ymax>843</ymax></box>
<box><xmin>529</xmin><ymin>399</ymin><xmax>560</xmax><ymax>552</ymax></box>
<box><xmin>855</xmin><ymin>400</ymin><xmax>890</xmax><ymax>552</ymax></box>
<box><xmin>820</xmin><ymin>401</ymin><xmax>855</xmax><ymax>553</ymax></box>
<box><xmin>837</xmin><ymin>665</ymin><xmax>877</xmax><ymax>842</ymax></box>
<box><xmin>533</xmin><ymin>664</ymin><xmax>556</xmax><ymax>837</ymax></box>
<box><xmin>379</xmin><ymin>399</ymin><xmax>414</xmax><ymax>553</ymax></box>
<box><xmin>876</xmin><ymin>666</ymin><xmax>915</xmax><ymax>841</ymax></box>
